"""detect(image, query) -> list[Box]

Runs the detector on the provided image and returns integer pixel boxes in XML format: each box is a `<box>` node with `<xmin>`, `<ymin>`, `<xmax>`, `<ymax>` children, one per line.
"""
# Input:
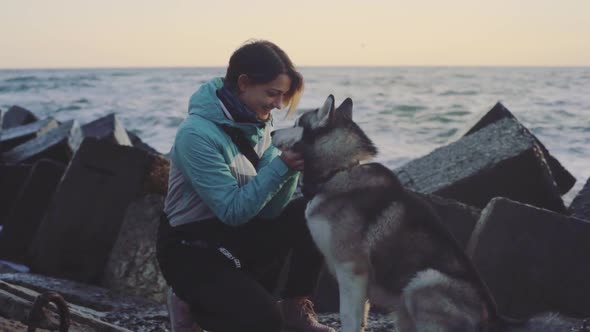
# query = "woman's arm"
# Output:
<box><xmin>256</xmin><ymin>145</ymin><xmax>301</xmax><ymax>219</ymax></box>
<box><xmin>172</xmin><ymin>124</ymin><xmax>297</xmax><ymax>226</ymax></box>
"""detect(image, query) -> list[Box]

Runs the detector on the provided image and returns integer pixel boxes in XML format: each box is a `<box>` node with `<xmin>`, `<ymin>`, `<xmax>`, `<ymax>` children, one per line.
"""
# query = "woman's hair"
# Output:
<box><xmin>224</xmin><ymin>40</ymin><xmax>304</xmax><ymax>116</ymax></box>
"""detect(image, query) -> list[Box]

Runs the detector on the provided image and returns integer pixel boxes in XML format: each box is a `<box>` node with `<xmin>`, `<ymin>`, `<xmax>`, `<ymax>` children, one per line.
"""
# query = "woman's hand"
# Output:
<box><xmin>280</xmin><ymin>149</ymin><xmax>304</xmax><ymax>171</ymax></box>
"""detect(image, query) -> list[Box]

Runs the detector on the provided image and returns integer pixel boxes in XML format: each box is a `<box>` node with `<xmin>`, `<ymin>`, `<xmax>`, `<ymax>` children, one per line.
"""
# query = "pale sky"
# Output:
<box><xmin>1</xmin><ymin>0</ymin><xmax>589</xmax><ymax>68</ymax></box>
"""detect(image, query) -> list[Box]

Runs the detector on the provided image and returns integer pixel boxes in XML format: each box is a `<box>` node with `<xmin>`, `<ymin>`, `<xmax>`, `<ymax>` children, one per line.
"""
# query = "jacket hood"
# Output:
<box><xmin>188</xmin><ymin>77</ymin><xmax>227</xmax><ymax>124</ymax></box>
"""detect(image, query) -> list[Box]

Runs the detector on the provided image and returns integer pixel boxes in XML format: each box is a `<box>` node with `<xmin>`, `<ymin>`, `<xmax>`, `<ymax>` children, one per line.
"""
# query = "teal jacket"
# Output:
<box><xmin>163</xmin><ymin>78</ymin><xmax>300</xmax><ymax>227</ymax></box>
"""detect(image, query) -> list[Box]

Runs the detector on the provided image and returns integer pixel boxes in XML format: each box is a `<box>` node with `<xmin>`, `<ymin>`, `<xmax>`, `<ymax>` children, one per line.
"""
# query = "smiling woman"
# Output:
<box><xmin>156</xmin><ymin>40</ymin><xmax>334</xmax><ymax>332</ymax></box>
<box><xmin>235</xmin><ymin>73</ymin><xmax>291</xmax><ymax>121</ymax></box>
<box><xmin>223</xmin><ymin>40</ymin><xmax>304</xmax><ymax>120</ymax></box>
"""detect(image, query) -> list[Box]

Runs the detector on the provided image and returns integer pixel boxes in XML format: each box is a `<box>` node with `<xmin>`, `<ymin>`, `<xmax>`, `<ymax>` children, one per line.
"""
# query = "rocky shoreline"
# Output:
<box><xmin>0</xmin><ymin>269</ymin><xmax>397</xmax><ymax>332</ymax></box>
<box><xmin>1</xmin><ymin>102</ymin><xmax>590</xmax><ymax>331</ymax></box>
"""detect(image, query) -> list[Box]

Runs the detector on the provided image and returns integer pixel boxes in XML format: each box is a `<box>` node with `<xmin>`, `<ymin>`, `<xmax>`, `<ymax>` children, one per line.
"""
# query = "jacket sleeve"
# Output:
<box><xmin>256</xmin><ymin>145</ymin><xmax>300</xmax><ymax>219</ymax></box>
<box><xmin>172</xmin><ymin>125</ymin><xmax>297</xmax><ymax>226</ymax></box>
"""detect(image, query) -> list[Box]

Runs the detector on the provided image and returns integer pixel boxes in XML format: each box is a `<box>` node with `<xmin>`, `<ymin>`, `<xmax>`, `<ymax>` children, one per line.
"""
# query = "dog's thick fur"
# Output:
<box><xmin>272</xmin><ymin>95</ymin><xmax>579</xmax><ymax>332</ymax></box>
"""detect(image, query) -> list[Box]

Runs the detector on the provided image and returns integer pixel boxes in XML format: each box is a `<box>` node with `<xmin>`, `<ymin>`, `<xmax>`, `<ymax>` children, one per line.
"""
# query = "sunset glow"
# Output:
<box><xmin>1</xmin><ymin>0</ymin><xmax>589</xmax><ymax>68</ymax></box>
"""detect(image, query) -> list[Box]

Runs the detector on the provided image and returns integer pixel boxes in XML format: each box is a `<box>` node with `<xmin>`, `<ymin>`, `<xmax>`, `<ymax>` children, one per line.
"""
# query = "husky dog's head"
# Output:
<box><xmin>272</xmin><ymin>95</ymin><xmax>377</xmax><ymax>184</ymax></box>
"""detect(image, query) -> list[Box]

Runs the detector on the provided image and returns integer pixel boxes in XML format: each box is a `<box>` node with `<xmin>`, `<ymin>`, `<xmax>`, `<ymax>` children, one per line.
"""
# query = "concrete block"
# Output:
<box><xmin>415</xmin><ymin>192</ymin><xmax>481</xmax><ymax>248</ymax></box>
<box><xmin>0</xmin><ymin>118</ymin><xmax>59</xmax><ymax>152</ymax></box>
<box><xmin>28</xmin><ymin>138</ymin><xmax>150</xmax><ymax>284</ymax></box>
<box><xmin>0</xmin><ymin>165</ymin><xmax>32</xmax><ymax>225</ymax></box>
<box><xmin>467</xmin><ymin>197</ymin><xmax>590</xmax><ymax>319</ymax></box>
<box><xmin>126</xmin><ymin>130</ymin><xmax>161</xmax><ymax>156</ymax></box>
<box><xmin>464</xmin><ymin>102</ymin><xmax>575</xmax><ymax>195</ymax></box>
<box><xmin>395</xmin><ymin>117</ymin><xmax>565</xmax><ymax>212</ymax></box>
<box><xmin>82</xmin><ymin>113</ymin><xmax>132</xmax><ymax>146</ymax></box>
<box><xmin>0</xmin><ymin>159</ymin><xmax>66</xmax><ymax>264</ymax></box>
<box><xmin>2</xmin><ymin>120</ymin><xmax>83</xmax><ymax>165</ymax></box>
<box><xmin>569</xmin><ymin>177</ymin><xmax>590</xmax><ymax>221</ymax></box>
<box><xmin>1</xmin><ymin>105</ymin><xmax>39</xmax><ymax>129</ymax></box>
<box><xmin>100</xmin><ymin>194</ymin><xmax>167</xmax><ymax>303</ymax></box>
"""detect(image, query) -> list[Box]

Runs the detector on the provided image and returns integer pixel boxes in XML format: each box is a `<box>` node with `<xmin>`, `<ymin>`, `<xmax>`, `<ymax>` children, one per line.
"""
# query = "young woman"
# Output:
<box><xmin>156</xmin><ymin>40</ymin><xmax>334</xmax><ymax>332</ymax></box>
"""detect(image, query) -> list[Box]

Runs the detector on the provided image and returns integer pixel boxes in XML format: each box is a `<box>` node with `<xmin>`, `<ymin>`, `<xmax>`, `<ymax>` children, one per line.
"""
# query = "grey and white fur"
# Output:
<box><xmin>272</xmin><ymin>95</ymin><xmax>583</xmax><ymax>332</ymax></box>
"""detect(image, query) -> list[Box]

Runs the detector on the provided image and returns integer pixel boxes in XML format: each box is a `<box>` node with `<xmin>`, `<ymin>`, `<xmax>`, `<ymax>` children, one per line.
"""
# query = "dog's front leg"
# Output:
<box><xmin>335</xmin><ymin>262</ymin><xmax>369</xmax><ymax>332</ymax></box>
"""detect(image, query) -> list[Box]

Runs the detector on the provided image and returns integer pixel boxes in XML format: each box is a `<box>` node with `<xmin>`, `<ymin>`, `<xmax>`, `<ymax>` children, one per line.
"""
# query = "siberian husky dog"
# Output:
<box><xmin>272</xmin><ymin>95</ymin><xmax>580</xmax><ymax>332</ymax></box>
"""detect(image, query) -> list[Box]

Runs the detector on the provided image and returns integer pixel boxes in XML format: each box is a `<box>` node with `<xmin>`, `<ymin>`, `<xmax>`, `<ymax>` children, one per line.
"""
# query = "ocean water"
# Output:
<box><xmin>1</xmin><ymin>66</ymin><xmax>589</xmax><ymax>203</ymax></box>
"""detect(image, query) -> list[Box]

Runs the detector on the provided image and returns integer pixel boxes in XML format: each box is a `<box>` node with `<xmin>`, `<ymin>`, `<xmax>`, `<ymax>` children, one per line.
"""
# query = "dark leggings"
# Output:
<box><xmin>156</xmin><ymin>198</ymin><xmax>324</xmax><ymax>332</ymax></box>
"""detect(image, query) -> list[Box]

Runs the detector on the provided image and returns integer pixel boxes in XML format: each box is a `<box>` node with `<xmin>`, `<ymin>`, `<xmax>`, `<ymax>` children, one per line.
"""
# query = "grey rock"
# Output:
<box><xmin>569</xmin><ymin>177</ymin><xmax>590</xmax><ymax>221</ymax></box>
<box><xmin>82</xmin><ymin>113</ymin><xmax>132</xmax><ymax>147</ymax></box>
<box><xmin>467</xmin><ymin>197</ymin><xmax>590</xmax><ymax>319</ymax></box>
<box><xmin>2</xmin><ymin>105</ymin><xmax>39</xmax><ymax>129</ymax></box>
<box><xmin>127</xmin><ymin>130</ymin><xmax>162</xmax><ymax>156</ymax></box>
<box><xmin>395</xmin><ymin>117</ymin><xmax>565</xmax><ymax>212</ymax></box>
<box><xmin>0</xmin><ymin>117</ymin><xmax>59</xmax><ymax>152</ymax></box>
<box><xmin>29</xmin><ymin>138</ymin><xmax>150</xmax><ymax>284</ymax></box>
<box><xmin>0</xmin><ymin>164</ymin><xmax>32</xmax><ymax>224</ymax></box>
<box><xmin>0</xmin><ymin>159</ymin><xmax>66</xmax><ymax>264</ymax></box>
<box><xmin>101</xmin><ymin>194</ymin><xmax>167</xmax><ymax>303</ymax></box>
<box><xmin>464</xmin><ymin>102</ymin><xmax>576</xmax><ymax>195</ymax></box>
<box><xmin>416</xmin><ymin>192</ymin><xmax>481</xmax><ymax>248</ymax></box>
<box><xmin>2</xmin><ymin>120</ymin><xmax>83</xmax><ymax>165</ymax></box>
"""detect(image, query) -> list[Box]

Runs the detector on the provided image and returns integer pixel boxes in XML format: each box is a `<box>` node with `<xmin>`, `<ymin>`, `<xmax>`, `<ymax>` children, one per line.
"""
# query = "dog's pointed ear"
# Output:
<box><xmin>336</xmin><ymin>97</ymin><xmax>353</xmax><ymax>120</ymax></box>
<box><xmin>317</xmin><ymin>94</ymin><xmax>335</xmax><ymax>124</ymax></box>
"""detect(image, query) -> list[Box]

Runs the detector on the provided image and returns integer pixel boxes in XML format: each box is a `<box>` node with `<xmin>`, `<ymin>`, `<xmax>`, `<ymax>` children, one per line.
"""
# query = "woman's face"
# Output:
<box><xmin>237</xmin><ymin>73</ymin><xmax>291</xmax><ymax>121</ymax></box>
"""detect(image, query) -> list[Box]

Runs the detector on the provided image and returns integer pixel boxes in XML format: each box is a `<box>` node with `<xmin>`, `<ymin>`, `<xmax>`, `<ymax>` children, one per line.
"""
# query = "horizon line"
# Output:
<box><xmin>1</xmin><ymin>64</ymin><xmax>590</xmax><ymax>71</ymax></box>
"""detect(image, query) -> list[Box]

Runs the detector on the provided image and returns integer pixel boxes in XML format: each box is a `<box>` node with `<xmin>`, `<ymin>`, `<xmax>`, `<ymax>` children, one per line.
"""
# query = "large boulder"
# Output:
<box><xmin>82</xmin><ymin>113</ymin><xmax>132</xmax><ymax>146</ymax></box>
<box><xmin>0</xmin><ymin>165</ymin><xmax>32</xmax><ymax>225</ymax></box>
<box><xmin>127</xmin><ymin>130</ymin><xmax>162</xmax><ymax>156</ymax></box>
<box><xmin>467</xmin><ymin>197</ymin><xmax>590</xmax><ymax>319</ymax></box>
<box><xmin>28</xmin><ymin>138</ymin><xmax>151</xmax><ymax>284</ymax></box>
<box><xmin>0</xmin><ymin>159</ymin><xmax>66</xmax><ymax>264</ymax></box>
<box><xmin>464</xmin><ymin>102</ymin><xmax>575</xmax><ymax>195</ymax></box>
<box><xmin>415</xmin><ymin>192</ymin><xmax>482</xmax><ymax>248</ymax></box>
<box><xmin>2</xmin><ymin>105</ymin><xmax>39</xmax><ymax>129</ymax></box>
<box><xmin>2</xmin><ymin>120</ymin><xmax>83</xmax><ymax>165</ymax></box>
<box><xmin>0</xmin><ymin>118</ymin><xmax>59</xmax><ymax>153</ymax></box>
<box><xmin>395</xmin><ymin>117</ymin><xmax>565</xmax><ymax>212</ymax></box>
